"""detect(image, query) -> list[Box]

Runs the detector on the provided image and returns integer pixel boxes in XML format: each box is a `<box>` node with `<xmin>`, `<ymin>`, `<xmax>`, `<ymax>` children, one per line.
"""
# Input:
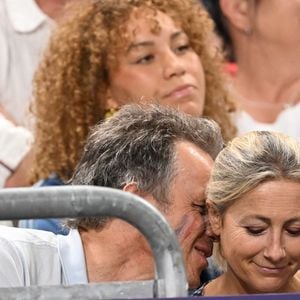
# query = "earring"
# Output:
<box><xmin>104</xmin><ymin>107</ymin><xmax>118</xmax><ymax>119</ymax></box>
<box><xmin>244</xmin><ymin>27</ymin><xmax>252</xmax><ymax>36</ymax></box>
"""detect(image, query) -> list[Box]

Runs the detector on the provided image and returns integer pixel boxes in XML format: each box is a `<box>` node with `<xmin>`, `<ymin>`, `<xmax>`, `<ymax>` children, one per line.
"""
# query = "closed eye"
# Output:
<box><xmin>192</xmin><ymin>203</ymin><xmax>207</xmax><ymax>216</ymax></box>
<box><xmin>286</xmin><ymin>228</ymin><xmax>300</xmax><ymax>236</ymax></box>
<box><xmin>244</xmin><ymin>227</ymin><xmax>266</xmax><ymax>236</ymax></box>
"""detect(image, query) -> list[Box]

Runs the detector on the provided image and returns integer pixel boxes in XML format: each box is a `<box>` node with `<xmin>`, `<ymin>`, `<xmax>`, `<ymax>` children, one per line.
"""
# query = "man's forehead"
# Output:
<box><xmin>174</xmin><ymin>141</ymin><xmax>213</xmax><ymax>164</ymax></box>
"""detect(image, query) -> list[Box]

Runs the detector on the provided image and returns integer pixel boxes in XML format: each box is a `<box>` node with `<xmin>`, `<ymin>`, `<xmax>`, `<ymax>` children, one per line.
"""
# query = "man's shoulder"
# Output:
<box><xmin>0</xmin><ymin>226</ymin><xmax>58</xmax><ymax>248</ymax></box>
<box><xmin>0</xmin><ymin>226</ymin><xmax>63</xmax><ymax>287</ymax></box>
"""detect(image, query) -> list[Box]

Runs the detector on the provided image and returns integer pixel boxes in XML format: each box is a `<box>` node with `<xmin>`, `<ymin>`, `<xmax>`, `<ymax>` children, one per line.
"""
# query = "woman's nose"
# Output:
<box><xmin>163</xmin><ymin>50</ymin><xmax>186</xmax><ymax>79</ymax></box>
<box><xmin>263</xmin><ymin>235</ymin><xmax>286</xmax><ymax>262</ymax></box>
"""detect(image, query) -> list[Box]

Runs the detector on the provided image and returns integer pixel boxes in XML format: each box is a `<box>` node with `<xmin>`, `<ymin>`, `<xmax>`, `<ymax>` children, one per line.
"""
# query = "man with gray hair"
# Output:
<box><xmin>0</xmin><ymin>104</ymin><xmax>223</xmax><ymax>289</ymax></box>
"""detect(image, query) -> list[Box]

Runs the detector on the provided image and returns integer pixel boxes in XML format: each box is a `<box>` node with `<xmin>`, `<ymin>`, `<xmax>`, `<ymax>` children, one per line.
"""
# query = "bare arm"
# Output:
<box><xmin>4</xmin><ymin>148</ymin><xmax>34</xmax><ymax>187</ymax></box>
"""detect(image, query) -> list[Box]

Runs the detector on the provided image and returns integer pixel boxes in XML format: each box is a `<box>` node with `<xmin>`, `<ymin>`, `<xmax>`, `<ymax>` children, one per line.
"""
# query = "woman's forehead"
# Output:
<box><xmin>121</xmin><ymin>8</ymin><xmax>182</xmax><ymax>41</ymax></box>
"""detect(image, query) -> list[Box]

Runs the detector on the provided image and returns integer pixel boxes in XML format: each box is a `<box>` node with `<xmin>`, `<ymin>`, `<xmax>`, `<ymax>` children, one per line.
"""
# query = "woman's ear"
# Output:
<box><xmin>220</xmin><ymin>0</ymin><xmax>253</xmax><ymax>34</ymax></box>
<box><xmin>105</xmin><ymin>87</ymin><xmax>120</xmax><ymax>109</ymax></box>
<box><xmin>104</xmin><ymin>88</ymin><xmax>120</xmax><ymax>118</ymax></box>
<box><xmin>207</xmin><ymin>200</ymin><xmax>222</xmax><ymax>236</ymax></box>
<box><xmin>105</xmin><ymin>95</ymin><xmax>119</xmax><ymax>110</ymax></box>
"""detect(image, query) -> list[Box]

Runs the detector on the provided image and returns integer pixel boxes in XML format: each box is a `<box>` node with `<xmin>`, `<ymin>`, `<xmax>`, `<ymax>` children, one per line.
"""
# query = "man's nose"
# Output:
<box><xmin>204</xmin><ymin>215</ymin><xmax>217</xmax><ymax>241</ymax></box>
<box><xmin>263</xmin><ymin>234</ymin><xmax>286</xmax><ymax>262</ymax></box>
<box><xmin>163</xmin><ymin>50</ymin><xmax>186</xmax><ymax>79</ymax></box>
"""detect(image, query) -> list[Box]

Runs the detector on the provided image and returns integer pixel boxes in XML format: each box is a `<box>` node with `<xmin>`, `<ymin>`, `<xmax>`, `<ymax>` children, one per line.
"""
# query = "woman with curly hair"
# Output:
<box><xmin>21</xmin><ymin>0</ymin><xmax>236</xmax><ymax>234</ymax></box>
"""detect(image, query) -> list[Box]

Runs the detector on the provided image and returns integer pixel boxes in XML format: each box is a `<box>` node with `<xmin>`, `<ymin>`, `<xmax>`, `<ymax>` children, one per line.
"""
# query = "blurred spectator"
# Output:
<box><xmin>0</xmin><ymin>113</ymin><xmax>33</xmax><ymax>225</ymax></box>
<box><xmin>0</xmin><ymin>0</ymin><xmax>57</xmax><ymax>126</ymax></box>
<box><xmin>0</xmin><ymin>0</ymin><xmax>72</xmax><ymax>189</ymax></box>
<box><xmin>201</xmin><ymin>0</ymin><xmax>300</xmax><ymax>139</ymax></box>
<box><xmin>0</xmin><ymin>114</ymin><xmax>33</xmax><ymax>188</ymax></box>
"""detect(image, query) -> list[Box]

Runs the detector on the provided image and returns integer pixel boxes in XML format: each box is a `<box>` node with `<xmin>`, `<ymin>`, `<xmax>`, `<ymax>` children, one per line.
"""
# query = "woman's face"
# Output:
<box><xmin>108</xmin><ymin>9</ymin><xmax>206</xmax><ymax>116</ymax></box>
<box><xmin>212</xmin><ymin>179</ymin><xmax>300</xmax><ymax>293</ymax></box>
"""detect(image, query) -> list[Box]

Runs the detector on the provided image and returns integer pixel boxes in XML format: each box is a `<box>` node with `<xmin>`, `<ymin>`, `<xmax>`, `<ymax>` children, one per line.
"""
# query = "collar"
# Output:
<box><xmin>57</xmin><ymin>229</ymin><xmax>88</xmax><ymax>284</ymax></box>
<box><xmin>5</xmin><ymin>0</ymin><xmax>50</xmax><ymax>33</ymax></box>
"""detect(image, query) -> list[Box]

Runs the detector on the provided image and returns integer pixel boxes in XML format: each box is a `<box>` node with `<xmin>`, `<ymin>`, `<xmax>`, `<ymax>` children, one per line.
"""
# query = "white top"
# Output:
<box><xmin>0</xmin><ymin>0</ymin><xmax>54</xmax><ymax>126</ymax></box>
<box><xmin>0</xmin><ymin>114</ymin><xmax>33</xmax><ymax>187</ymax></box>
<box><xmin>235</xmin><ymin>102</ymin><xmax>300</xmax><ymax>140</ymax></box>
<box><xmin>0</xmin><ymin>226</ymin><xmax>88</xmax><ymax>287</ymax></box>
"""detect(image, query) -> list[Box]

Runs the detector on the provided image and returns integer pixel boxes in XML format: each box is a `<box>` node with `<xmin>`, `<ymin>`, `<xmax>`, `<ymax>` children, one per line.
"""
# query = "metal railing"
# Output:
<box><xmin>0</xmin><ymin>186</ymin><xmax>188</xmax><ymax>299</ymax></box>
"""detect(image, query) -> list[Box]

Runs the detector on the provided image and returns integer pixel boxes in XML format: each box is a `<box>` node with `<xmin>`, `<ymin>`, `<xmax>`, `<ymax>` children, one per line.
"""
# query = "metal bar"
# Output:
<box><xmin>0</xmin><ymin>280</ymin><xmax>161</xmax><ymax>300</ymax></box>
<box><xmin>0</xmin><ymin>186</ymin><xmax>187</xmax><ymax>298</ymax></box>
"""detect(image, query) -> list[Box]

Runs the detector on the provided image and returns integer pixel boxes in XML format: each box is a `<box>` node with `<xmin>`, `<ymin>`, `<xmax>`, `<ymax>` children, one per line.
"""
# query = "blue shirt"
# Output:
<box><xmin>19</xmin><ymin>174</ymin><xmax>69</xmax><ymax>235</ymax></box>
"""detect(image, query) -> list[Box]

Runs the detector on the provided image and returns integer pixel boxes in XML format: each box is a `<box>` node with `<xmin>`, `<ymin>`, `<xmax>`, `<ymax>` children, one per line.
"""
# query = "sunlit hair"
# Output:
<box><xmin>208</xmin><ymin>131</ymin><xmax>300</xmax><ymax>269</ymax></box>
<box><xmin>68</xmin><ymin>104</ymin><xmax>224</xmax><ymax>229</ymax></box>
<box><xmin>32</xmin><ymin>0</ymin><xmax>236</xmax><ymax>182</ymax></box>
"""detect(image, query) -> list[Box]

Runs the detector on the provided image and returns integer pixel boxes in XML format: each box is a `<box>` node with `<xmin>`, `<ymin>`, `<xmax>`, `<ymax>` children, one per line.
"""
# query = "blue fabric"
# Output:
<box><xmin>189</xmin><ymin>258</ymin><xmax>223</xmax><ymax>295</ymax></box>
<box><xmin>19</xmin><ymin>175</ymin><xmax>69</xmax><ymax>235</ymax></box>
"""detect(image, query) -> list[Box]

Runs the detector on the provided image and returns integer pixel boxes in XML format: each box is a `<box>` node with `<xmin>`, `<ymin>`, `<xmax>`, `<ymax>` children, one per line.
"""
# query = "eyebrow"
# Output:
<box><xmin>126</xmin><ymin>31</ymin><xmax>186</xmax><ymax>53</ymax></box>
<box><xmin>242</xmin><ymin>215</ymin><xmax>300</xmax><ymax>225</ymax></box>
<box><xmin>242</xmin><ymin>215</ymin><xmax>270</xmax><ymax>224</ymax></box>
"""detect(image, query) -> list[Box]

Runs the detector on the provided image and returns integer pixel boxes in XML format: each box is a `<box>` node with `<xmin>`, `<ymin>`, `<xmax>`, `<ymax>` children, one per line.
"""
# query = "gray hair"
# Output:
<box><xmin>208</xmin><ymin>131</ymin><xmax>300</xmax><ymax>268</ymax></box>
<box><xmin>69</xmin><ymin>104</ymin><xmax>223</xmax><ymax>229</ymax></box>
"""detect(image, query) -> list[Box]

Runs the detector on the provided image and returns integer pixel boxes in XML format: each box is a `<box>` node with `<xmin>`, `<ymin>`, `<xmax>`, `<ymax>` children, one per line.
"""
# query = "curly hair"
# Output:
<box><xmin>32</xmin><ymin>0</ymin><xmax>236</xmax><ymax>182</ymax></box>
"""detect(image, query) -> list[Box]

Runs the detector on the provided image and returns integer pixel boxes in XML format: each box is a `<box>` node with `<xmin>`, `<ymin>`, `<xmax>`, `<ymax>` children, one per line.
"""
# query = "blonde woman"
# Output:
<box><xmin>195</xmin><ymin>131</ymin><xmax>300</xmax><ymax>295</ymax></box>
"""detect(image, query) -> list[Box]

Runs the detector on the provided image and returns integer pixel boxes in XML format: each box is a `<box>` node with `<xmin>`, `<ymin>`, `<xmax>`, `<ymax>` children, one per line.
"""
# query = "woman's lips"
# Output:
<box><xmin>165</xmin><ymin>85</ymin><xmax>195</xmax><ymax>99</ymax></box>
<box><xmin>254</xmin><ymin>263</ymin><xmax>287</xmax><ymax>275</ymax></box>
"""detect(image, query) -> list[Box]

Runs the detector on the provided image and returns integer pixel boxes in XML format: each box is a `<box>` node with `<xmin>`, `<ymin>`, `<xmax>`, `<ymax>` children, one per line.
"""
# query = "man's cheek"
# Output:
<box><xmin>174</xmin><ymin>214</ymin><xmax>200</xmax><ymax>242</ymax></box>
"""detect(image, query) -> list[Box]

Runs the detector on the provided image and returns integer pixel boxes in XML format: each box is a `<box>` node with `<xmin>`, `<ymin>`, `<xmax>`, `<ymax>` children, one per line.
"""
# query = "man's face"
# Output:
<box><xmin>161</xmin><ymin>140</ymin><xmax>215</xmax><ymax>288</ymax></box>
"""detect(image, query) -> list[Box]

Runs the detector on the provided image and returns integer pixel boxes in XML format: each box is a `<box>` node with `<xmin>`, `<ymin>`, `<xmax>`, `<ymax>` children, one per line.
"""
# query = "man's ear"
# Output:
<box><xmin>207</xmin><ymin>200</ymin><xmax>222</xmax><ymax>236</ymax></box>
<box><xmin>123</xmin><ymin>183</ymin><xmax>160</xmax><ymax>209</ymax></box>
<box><xmin>123</xmin><ymin>182</ymin><xmax>141</xmax><ymax>196</ymax></box>
<box><xmin>220</xmin><ymin>0</ymin><xmax>253</xmax><ymax>34</ymax></box>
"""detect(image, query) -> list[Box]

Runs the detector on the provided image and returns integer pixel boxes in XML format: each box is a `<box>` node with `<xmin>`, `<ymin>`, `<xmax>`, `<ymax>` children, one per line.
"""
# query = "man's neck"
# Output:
<box><xmin>79</xmin><ymin>223</ymin><xmax>155</xmax><ymax>282</ymax></box>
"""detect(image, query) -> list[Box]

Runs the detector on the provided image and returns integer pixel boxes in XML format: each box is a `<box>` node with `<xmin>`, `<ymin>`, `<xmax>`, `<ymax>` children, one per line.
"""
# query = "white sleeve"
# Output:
<box><xmin>0</xmin><ymin>114</ymin><xmax>33</xmax><ymax>187</ymax></box>
<box><xmin>0</xmin><ymin>25</ymin><xmax>8</xmax><ymax>98</ymax></box>
<box><xmin>0</xmin><ymin>236</ymin><xmax>25</xmax><ymax>287</ymax></box>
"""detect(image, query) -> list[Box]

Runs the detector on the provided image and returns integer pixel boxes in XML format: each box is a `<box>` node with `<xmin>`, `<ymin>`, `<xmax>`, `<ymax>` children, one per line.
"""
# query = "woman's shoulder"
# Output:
<box><xmin>192</xmin><ymin>281</ymin><xmax>210</xmax><ymax>297</ymax></box>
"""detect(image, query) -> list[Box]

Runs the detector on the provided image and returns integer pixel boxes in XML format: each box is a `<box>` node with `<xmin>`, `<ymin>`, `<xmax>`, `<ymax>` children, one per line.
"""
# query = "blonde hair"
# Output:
<box><xmin>32</xmin><ymin>0</ymin><xmax>236</xmax><ymax>182</ymax></box>
<box><xmin>208</xmin><ymin>131</ymin><xmax>300</xmax><ymax>268</ymax></box>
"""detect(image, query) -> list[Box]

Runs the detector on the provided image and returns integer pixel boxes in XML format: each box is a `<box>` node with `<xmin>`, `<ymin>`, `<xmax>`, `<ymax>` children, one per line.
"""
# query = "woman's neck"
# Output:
<box><xmin>231</xmin><ymin>42</ymin><xmax>300</xmax><ymax>122</ymax></box>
